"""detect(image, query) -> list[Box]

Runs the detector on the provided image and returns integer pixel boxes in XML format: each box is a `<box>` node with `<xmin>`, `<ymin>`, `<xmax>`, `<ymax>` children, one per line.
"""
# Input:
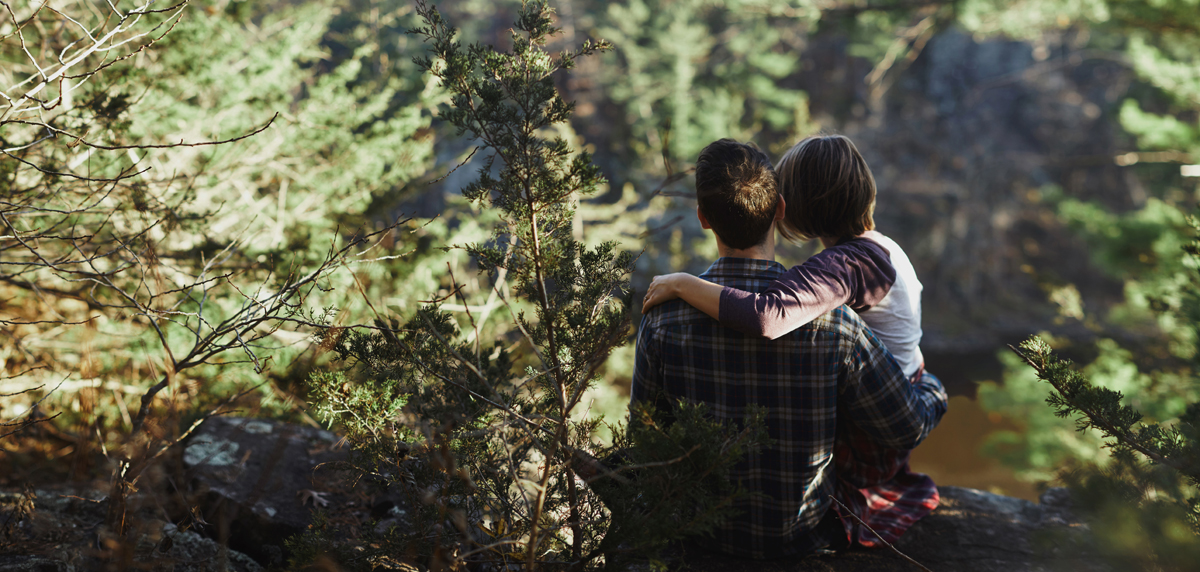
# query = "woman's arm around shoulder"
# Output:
<box><xmin>720</xmin><ymin>239</ymin><xmax>898</xmax><ymax>339</ymax></box>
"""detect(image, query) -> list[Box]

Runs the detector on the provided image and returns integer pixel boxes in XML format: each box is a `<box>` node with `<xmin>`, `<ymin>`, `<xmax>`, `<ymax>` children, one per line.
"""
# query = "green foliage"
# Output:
<box><xmin>589</xmin><ymin>0</ymin><xmax>816</xmax><ymax>168</ymax></box>
<box><xmin>1009</xmin><ymin>334</ymin><xmax>1200</xmax><ymax>570</ymax></box>
<box><xmin>956</xmin><ymin>0</ymin><xmax>1200</xmax><ymax>164</ymax></box>
<box><xmin>1065</xmin><ymin>456</ymin><xmax>1200</xmax><ymax>570</ymax></box>
<box><xmin>968</xmin><ymin>12</ymin><xmax>1200</xmax><ymax>566</ymax></box>
<box><xmin>978</xmin><ymin>349</ymin><xmax>1110</xmax><ymax>481</ymax></box>
<box><xmin>1120</xmin><ymin>98</ymin><xmax>1200</xmax><ymax>153</ymax></box>
<box><xmin>0</xmin><ymin>0</ymin><xmax>455</xmax><ymax>431</ymax></box>
<box><xmin>956</xmin><ymin>0</ymin><xmax>1112</xmax><ymax>37</ymax></box>
<box><xmin>0</xmin><ymin>0</ymin><xmax>467</xmax><ymax>536</ymax></box>
<box><xmin>959</xmin><ymin>7</ymin><xmax>1200</xmax><ymax>564</ymax></box>
<box><xmin>982</xmin><ymin>191</ymin><xmax>1200</xmax><ymax>489</ymax></box>
<box><xmin>302</xmin><ymin>2</ymin><xmax>765</xmax><ymax>569</ymax></box>
<box><xmin>283</xmin><ymin>510</ymin><xmax>369</xmax><ymax>569</ymax></box>
<box><xmin>1057</xmin><ymin>197</ymin><xmax>1200</xmax><ymax>356</ymax></box>
<box><xmin>130</xmin><ymin>0</ymin><xmax>446</xmax><ymax>297</ymax></box>
<box><xmin>597</xmin><ymin>402</ymin><xmax>770</xmax><ymax>559</ymax></box>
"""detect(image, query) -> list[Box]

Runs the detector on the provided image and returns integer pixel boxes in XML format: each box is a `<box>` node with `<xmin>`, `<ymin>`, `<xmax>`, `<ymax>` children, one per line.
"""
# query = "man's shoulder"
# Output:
<box><xmin>640</xmin><ymin>298</ymin><xmax>712</xmax><ymax>329</ymax></box>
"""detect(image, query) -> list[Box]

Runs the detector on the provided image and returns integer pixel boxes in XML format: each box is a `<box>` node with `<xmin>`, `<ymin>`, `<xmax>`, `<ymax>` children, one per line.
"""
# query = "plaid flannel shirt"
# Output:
<box><xmin>631</xmin><ymin>257</ymin><xmax>948</xmax><ymax>559</ymax></box>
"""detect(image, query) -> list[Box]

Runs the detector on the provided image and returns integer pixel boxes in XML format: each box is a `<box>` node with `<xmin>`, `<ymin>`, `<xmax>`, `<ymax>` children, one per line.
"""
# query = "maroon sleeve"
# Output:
<box><xmin>717</xmin><ymin>238</ymin><xmax>897</xmax><ymax>339</ymax></box>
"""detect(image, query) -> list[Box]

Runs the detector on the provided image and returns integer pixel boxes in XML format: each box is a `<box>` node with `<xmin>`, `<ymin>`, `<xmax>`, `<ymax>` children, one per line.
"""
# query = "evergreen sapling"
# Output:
<box><xmin>302</xmin><ymin>1</ymin><xmax>766</xmax><ymax>570</ymax></box>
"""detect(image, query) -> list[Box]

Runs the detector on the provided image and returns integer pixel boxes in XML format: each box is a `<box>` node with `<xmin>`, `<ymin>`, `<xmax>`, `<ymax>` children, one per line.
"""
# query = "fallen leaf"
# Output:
<box><xmin>297</xmin><ymin>489</ymin><xmax>330</xmax><ymax>508</ymax></box>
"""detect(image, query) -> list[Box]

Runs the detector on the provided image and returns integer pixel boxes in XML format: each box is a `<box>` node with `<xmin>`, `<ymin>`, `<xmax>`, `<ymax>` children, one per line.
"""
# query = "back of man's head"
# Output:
<box><xmin>695</xmin><ymin>139</ymin><xmax>778</xmax><ymax>250</ymax></box>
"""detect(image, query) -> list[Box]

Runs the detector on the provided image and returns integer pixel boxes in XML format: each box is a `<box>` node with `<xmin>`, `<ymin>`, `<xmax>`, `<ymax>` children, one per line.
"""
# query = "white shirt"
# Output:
<box><xmin>859</xmin><ymin>231</ymin><xmax>924</xmax><ymax>378</ymax></box>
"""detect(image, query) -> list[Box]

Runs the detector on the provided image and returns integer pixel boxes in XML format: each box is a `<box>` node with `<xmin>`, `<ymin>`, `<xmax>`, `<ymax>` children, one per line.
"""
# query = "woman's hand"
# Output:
<box><xmin>642</xmin><ymin>273</ymin><xmax>688</xmax><ymax>311</ymax></box>
<box><xmin>641</xmin><ymin>272</ymin><xmax>724</xmax><ymax>319</ymax></box>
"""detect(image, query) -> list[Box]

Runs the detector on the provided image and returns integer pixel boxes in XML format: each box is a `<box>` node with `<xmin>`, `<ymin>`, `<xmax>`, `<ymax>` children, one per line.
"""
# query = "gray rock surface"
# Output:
<box><xmin>183</xmin><ymin>416</ymin><xmax>350</xmax><ymax>567</ymax></box>
<box><xmin>0</xmin><ymin>556</ymin><xmax>73</xmax><ymax>572</ymax></box>
<box><xmin>4</xmin><ymin>417</ymin><xmax>1111</xmax><ymax>572</ymax></box>
<box><xmin>0</xmin><ymin>489</ymin><xmax>261</xmax><ymax>572</ymax></box>
<box><xmin>152</xmin><ymin>523</ymin><xmax>265</xmax><ymax>572</ymax></box>
<box><xmin>675</xmin><ymin>486</ymin><xmax>1111</xmax><ymax>572</ymax></box>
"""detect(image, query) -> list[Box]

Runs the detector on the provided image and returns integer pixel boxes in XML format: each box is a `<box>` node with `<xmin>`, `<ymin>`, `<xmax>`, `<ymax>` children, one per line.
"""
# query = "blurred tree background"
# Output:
<box><xmin>3</xmin><ymin>0</ymin><xmax>1199</xmax><ymax>567</ymax></box>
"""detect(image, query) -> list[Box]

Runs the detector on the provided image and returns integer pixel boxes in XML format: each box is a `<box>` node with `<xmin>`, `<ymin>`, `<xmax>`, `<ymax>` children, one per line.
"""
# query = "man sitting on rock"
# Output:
<box><xmin>631</xmin><ymin>138</ymin><xmax>948</xmax><ymax>558</ymax></box>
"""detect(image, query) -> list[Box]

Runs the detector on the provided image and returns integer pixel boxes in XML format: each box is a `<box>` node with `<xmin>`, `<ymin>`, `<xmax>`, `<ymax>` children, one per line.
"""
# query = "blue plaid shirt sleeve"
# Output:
<box><xmin>630</xmin><ymin>313</ymin><xmax>662</xmax><ymax>408</ymax></box>
<box><xmin>840</xmin><ymin>323</ymin><xmax>948</xmax><ymax>449</ymax></box>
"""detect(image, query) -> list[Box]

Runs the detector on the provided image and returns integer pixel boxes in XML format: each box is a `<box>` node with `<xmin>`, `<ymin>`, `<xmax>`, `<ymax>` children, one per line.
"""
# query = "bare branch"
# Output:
<box><xmin>828</xmin><ymin>495</ymin><xmax>934</xmax><ymax>572</ymax></box>
<box><xmin>45</xmin><ymin>113</ymin><xmax>279</xmax><ymax>151</ymax></box>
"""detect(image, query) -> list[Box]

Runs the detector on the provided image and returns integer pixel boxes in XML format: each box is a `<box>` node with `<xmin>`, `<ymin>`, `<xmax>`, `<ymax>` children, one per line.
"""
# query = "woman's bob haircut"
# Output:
<box><xmin>775</xmin><ymin>134</ymin><xmax>876</xmax><ymax>243</ymax></box>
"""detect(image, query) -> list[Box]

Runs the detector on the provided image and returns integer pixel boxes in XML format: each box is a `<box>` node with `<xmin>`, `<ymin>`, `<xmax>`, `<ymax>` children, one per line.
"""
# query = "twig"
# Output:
<box><xmin>647</xmin><ymin>169</ymin><xmax>694</xmax><ymax>198</ymax></box>
<box><xmin>865</xmin><ymin>6</ymin><xmax>939</xmax><ymax>100</ymax></box>
<box><xmin>638</xmin><ymin>215</ymin><xmax>685</xmax><ymax>239</ymax></box>
<box><xmin>428</xmin><ymin>146</ymin><xmax>480</xmax><ymax>185</ymax></box>
<box><xmin>36</xmin><ymin>113</ymin><xmax>279</xmax><ymax>151</ymax></box>
<box><xmin>0</xmin><ymin>365</ymin><xmax>48</xmax><ymax>383</ymax></box>
<box><xmin>578</xmin><ymin>445</ymin><xmax>701</xmax><ymax>484</ymax></box>
<box><xmin>0</xmin><ymin>413</ymin><xmax>61</xmax><ymax>439</ymax></box>
<box><xmin>828</xmin><ymin>495</ymin><xmax>934</xmax><ymax>572</ymax></box>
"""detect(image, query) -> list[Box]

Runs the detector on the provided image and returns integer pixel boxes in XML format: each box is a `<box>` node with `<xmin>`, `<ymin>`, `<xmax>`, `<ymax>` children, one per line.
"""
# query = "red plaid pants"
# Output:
<box><xmin>831</xmin><ymin>367</ymin><xmax>939</xmax><ymax>547</ymax></box>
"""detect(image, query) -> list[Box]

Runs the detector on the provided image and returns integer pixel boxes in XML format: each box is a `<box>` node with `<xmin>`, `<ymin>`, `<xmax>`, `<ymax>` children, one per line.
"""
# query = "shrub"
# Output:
<box><xmin>301</xmin><ymin>2</ymin><xmax>764</xmax><ymax>569</ymax></box>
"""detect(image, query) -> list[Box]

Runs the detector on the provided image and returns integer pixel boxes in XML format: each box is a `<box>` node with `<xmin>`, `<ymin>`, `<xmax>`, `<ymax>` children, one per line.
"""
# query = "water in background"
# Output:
<box><xmin>911</xmin><ymin>350</ymin><xmax>1039</xmax><ymax>501</ymax></box>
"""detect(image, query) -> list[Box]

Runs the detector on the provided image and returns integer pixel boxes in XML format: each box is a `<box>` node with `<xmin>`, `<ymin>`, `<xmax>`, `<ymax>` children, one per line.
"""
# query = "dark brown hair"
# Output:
<box><xmin>694</xmin><ymin>139</ymin><xmax>779</xmax><ymax>250</ymax></box>
<box><xmin>775</xmin><ymin>135</ymin><xmax>876</xmax><ymax>242</ymax></box>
